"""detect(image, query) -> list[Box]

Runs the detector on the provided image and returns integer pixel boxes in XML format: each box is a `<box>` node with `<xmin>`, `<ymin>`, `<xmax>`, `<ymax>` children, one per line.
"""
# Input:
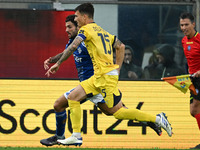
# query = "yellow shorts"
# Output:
<box><xmin>80</xmin><ymin>74</ymin><xmax>121</xmax><ymax>108</ymax></box>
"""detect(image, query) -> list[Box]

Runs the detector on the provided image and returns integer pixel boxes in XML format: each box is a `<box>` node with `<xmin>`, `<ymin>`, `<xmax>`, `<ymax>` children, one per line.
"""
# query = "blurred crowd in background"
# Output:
<box><xmin>0</xmin><ymin>1</ymin><xmax>195</xmax><ymax>80</ymax></box>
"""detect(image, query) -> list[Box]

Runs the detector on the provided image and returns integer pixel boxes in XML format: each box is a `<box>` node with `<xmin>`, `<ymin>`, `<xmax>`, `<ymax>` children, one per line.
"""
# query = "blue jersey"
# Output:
<box><xmin>66</xmin><ymin>39</ymin><xmax>94</xmax><ymax>81</ymax></box>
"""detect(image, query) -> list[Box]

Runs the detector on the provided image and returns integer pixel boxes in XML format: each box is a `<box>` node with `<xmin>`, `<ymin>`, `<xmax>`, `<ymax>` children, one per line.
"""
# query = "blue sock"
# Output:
<box><xmin>55</xmin><ymin>110</ymin><xmax>66</xmax><ymax>138</ymax></box>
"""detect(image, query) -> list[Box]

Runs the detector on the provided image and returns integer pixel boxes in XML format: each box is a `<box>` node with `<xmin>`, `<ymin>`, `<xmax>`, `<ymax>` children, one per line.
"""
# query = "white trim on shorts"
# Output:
<box><xmin>64</xmin><ymin>88</ymin><xmax>105</xmax><ymax>106</ymax></box>
<box><xmin>106</xmin><ymin>69</ymin><xmax>118</xmax><ymax>75</ymax></box>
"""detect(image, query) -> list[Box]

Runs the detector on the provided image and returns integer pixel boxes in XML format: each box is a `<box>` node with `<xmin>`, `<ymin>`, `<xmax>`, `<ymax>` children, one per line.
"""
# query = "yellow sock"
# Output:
<box><xmin>113</xmin><ymin>107</ymin><xmax>156</xmax><ymax>122</ymax></box>
<box><xmin>68</xmin><ymin>100</ymin><xmax>81</xmax><ymax>133</ymax></box>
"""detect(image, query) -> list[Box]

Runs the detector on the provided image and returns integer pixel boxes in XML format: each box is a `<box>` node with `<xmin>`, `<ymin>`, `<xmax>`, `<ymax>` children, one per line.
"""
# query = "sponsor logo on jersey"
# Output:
<box><xmin>187</xmin><ymin>45</ymin><xmax>191</xmax><ymax>51</ymax></box>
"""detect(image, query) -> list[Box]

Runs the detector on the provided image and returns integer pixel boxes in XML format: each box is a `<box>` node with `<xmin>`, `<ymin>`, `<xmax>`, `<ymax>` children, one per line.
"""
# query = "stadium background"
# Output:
<box><xmin>0</xmin><ymin>0</ymin><xmax>199</xmax><ymax>149</ymax></box>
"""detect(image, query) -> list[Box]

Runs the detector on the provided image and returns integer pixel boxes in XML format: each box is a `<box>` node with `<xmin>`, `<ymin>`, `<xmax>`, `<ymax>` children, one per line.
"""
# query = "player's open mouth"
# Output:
<box><xmin>183</xmin><ymin>31</ymin><xmax>188</xmax><ymax>34</ymax></box>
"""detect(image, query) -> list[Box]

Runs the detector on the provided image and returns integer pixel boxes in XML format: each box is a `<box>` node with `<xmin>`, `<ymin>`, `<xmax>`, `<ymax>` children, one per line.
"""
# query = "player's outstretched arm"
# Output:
<box><xmin>49</xmin><ymin>53</ymin><xmax>64</xmax><ymax>63</ymax></box>
<box><xmin>44</xmin><ymin>53</ymin><xmax>63</xmax><ymax>70</ymax></box>
<box><xmin>113</xmin><ymin>38</ymin><xmax>125</xmax><ymax>74</ymax></box>
<box><xmin>45</xmin><ymin>36</ymin><xmax>83</xmax><ymax>77</ymax></box>
<box><xmin>57</xmin><ymin>36</ymin><xmax>83</xmax><ymax>65</ymax></box>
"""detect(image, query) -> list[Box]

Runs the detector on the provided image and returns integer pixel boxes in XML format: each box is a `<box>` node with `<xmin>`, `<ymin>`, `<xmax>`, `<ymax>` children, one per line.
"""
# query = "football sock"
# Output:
<box><xmin>195</xmin><ymin>113</ymin><xmax>200</xmax><ymax>130</ymax></box>
<box><xmin>113</xmin><ymin>107</ymin><xmax>156</xmax><ymax>122</ymax></box>
<box><xmin>55</xmin><ymin>110</ymin><xmax>66</xmax><ymax>137</ymax></box>
<box><xmin>68</xmin><ymin>99</ymin><xmax>81</xmax><ymax>133</ymax></box>
<box><xmin>72</xmin><ymin>132</ymin><xmax>81</xmax><ymax>138</ymax></box>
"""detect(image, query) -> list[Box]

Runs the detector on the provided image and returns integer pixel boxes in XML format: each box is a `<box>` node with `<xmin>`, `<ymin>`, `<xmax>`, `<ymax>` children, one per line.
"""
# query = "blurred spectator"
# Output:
<box><xmin>143</xmin><ymin>44</ymin><xmax>186</xmax><ymax>79</ymax></box>
<box><xmin>119</xmin><ymin>45</ymin><xmax>143</xmax><ymax>80</ymax></box>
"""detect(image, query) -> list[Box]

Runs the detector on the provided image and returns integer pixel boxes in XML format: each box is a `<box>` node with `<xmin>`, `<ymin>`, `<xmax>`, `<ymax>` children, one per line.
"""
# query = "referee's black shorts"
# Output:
<box><xmin>190</xmin><ymin>77</ymin><xmax>200</xmax><ymax>103</ymax></box>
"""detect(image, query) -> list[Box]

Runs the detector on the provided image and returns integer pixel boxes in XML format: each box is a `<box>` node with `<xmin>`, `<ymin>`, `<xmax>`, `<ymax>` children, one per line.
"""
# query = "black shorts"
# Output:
<box><xmin>190</xmin><ymin>77</ymin><xmax>200</xmax><ymax>103</ymax></box>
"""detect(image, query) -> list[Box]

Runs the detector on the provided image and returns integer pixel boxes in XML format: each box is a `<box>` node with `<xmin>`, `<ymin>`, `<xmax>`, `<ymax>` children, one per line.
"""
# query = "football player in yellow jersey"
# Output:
<box><xmin>46</xmin><ymin>2</ymin><xmax>172</xmax><ymax>146</ymax></box>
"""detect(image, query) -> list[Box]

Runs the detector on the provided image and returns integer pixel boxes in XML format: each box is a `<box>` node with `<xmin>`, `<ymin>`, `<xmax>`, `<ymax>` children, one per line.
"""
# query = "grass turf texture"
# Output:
<box><xmin>0</xmin><ymin>148</ymin><xmax>188</xmax><ymax>150</ymax></box>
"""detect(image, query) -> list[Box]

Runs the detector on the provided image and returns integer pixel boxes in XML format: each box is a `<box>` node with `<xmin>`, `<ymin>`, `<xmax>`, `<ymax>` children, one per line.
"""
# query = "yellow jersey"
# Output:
<box><xmin>77</xmin><ymin>22</ymin><xmax>119</xmax><ymax>77</ymax></box>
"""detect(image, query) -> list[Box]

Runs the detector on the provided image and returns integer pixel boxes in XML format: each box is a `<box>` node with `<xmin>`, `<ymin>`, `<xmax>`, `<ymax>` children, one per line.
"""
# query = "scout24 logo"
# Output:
<box><xmin>0</xmin><ymin>99</ymin><xmax>152</xmax><ymax>135</ymax></box>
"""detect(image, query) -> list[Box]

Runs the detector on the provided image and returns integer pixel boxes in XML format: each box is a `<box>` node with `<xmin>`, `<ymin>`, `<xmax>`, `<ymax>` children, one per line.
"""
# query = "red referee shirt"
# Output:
<box><xmin>182</xmin><ymin>32</ymin><xmax>200</xmax><ymax>74</ymax></box>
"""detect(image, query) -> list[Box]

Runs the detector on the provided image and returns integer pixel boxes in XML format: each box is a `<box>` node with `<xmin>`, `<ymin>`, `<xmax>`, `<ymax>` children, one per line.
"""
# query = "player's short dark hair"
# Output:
<box><xmin>180</xmin><ymin>12</ymin><xmax>195</xmax><ymax>23</ymax></box>
<box><xmin>75</xmin><ymin>3</ymin><xmax>94</xmax><ymax>19</ymax></box>
<box><xmin>65</xmin><ymin>14</ymin><xmax>78</xmax><ymax>27</ymax></box>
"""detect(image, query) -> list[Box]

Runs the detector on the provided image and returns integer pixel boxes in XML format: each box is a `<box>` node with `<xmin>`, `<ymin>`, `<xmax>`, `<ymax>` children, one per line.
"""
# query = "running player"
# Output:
<box><xmin>46</xmin><ymin>3</ymin><xmax>172</xmax><ymax>146</ymax></box>
<box><xmin>41</xmin><ymin>14</ymin><xmax>162</xmax><ymax>147</ymax></box>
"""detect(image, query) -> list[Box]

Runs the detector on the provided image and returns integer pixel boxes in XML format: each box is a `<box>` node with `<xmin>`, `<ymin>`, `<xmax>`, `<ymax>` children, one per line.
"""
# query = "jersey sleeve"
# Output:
<box><xmin>65</xmin><ymin>43</ymin><xmax>69</xmax><ymax>49</ymax></box>
<box><xmin>65</xmin><ymin>39</ymin><xmax>73</xmax><ymax>49</ymax></box>
<box><xmin>77</xmin><ymin>26</ymin><xmax>91</xmax><ymax>41</ymax></box>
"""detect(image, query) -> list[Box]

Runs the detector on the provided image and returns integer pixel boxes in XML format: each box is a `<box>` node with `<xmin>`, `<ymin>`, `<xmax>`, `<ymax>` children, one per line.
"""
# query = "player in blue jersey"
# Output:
<box><xmin>40</xmin><ymin>15</ymin><xmax>108</xmax><ymax>146</ymax></box>
<box><xmin>41</xmin><ymin>14</ymin><xmax>162</xmax><ymax>147</ymax></box>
